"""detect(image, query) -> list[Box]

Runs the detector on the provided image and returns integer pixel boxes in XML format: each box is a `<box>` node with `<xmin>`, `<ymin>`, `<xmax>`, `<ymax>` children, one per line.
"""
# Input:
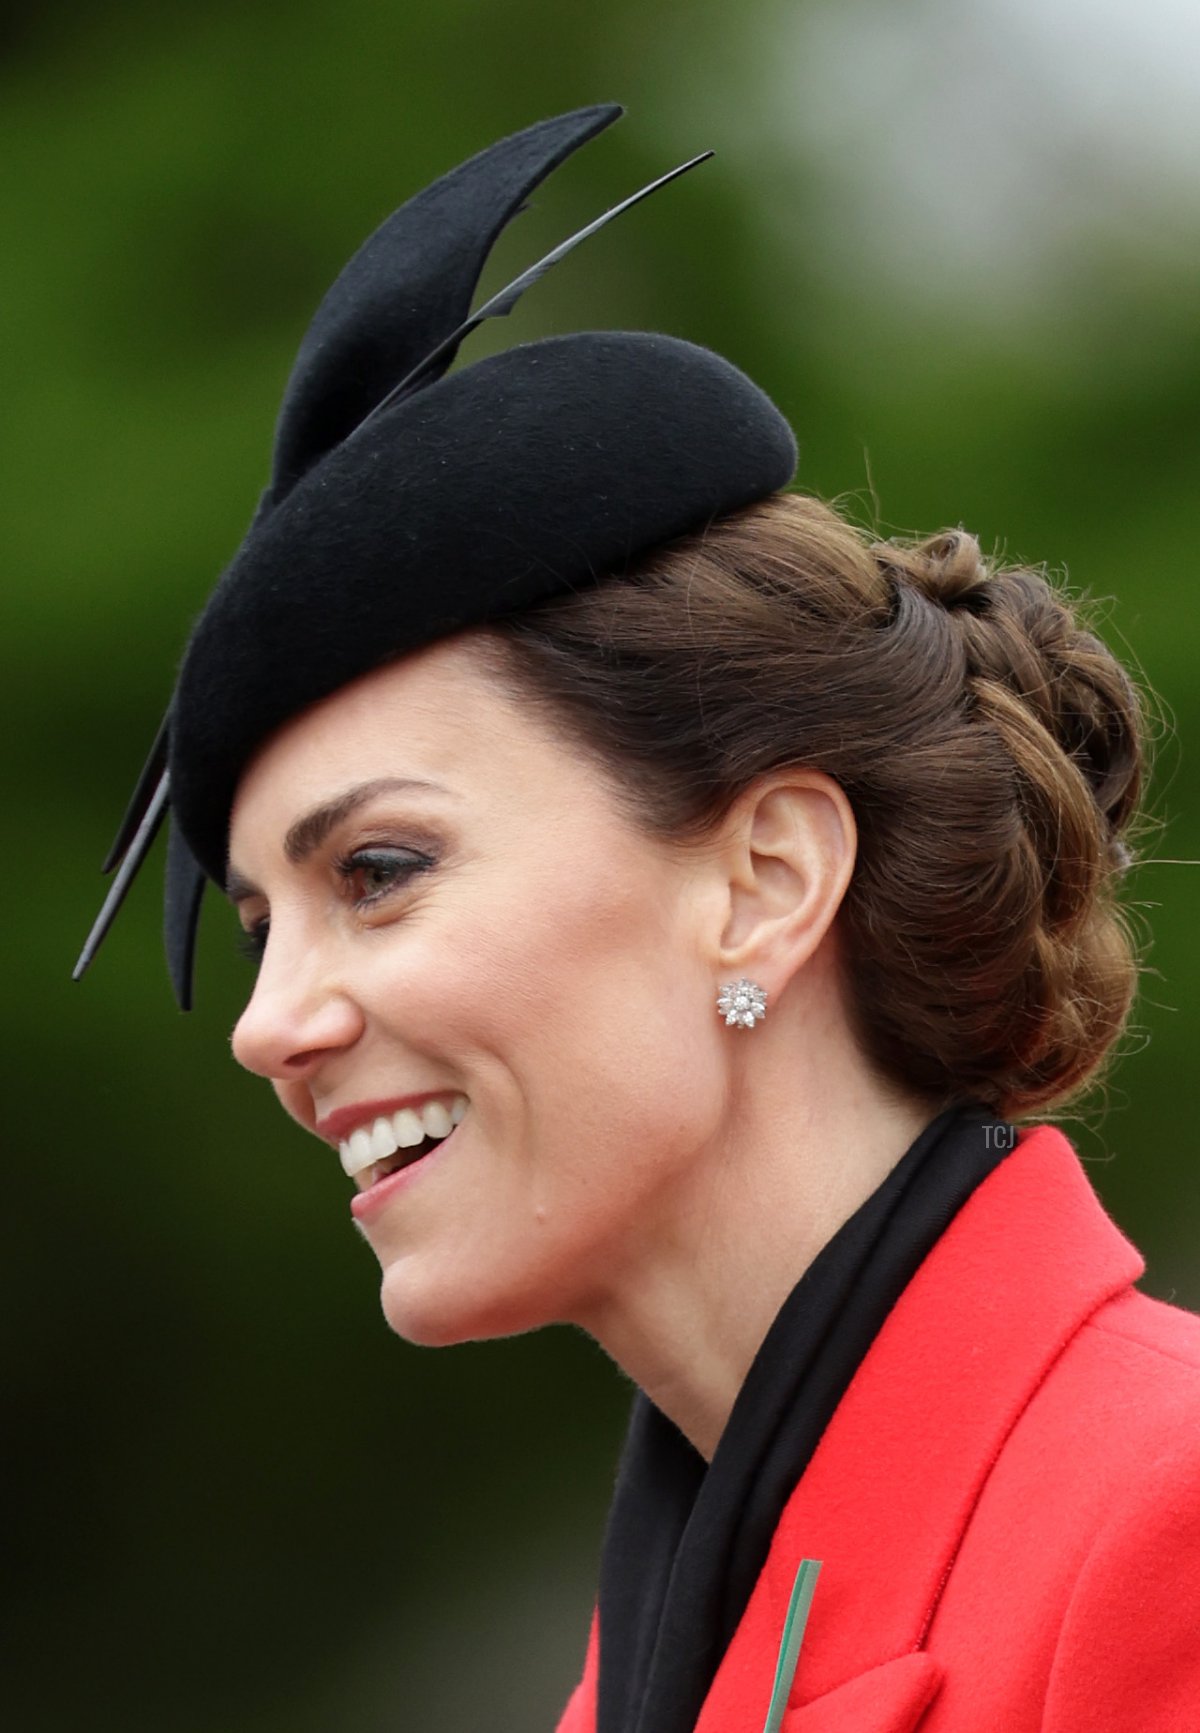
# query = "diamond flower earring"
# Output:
<box><xmin>717</xmin><ymin>978</ymin><xmax>768</xmax><ymax>1029</ymax></box>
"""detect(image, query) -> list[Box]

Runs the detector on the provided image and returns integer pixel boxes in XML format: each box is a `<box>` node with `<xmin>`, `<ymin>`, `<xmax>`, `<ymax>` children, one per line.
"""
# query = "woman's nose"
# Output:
<box><xmin>230</xmin><ymin>939</ymin><xmax>364</xmax><ymax>1082</ymax></box>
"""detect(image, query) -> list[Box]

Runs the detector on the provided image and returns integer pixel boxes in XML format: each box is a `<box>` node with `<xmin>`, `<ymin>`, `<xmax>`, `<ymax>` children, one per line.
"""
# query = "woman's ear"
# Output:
<box><xmin>710</xmin><ymin>770</ymin><xmax>857</xmax><ymax>990</ymax></box>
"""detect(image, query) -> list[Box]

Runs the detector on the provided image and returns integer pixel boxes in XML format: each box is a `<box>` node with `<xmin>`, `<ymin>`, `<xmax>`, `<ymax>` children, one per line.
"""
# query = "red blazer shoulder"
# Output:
<box><xmin>556</xmin><ymin>1126</ymin><xmax>1200</xmax><ymax>1733</ymax></box>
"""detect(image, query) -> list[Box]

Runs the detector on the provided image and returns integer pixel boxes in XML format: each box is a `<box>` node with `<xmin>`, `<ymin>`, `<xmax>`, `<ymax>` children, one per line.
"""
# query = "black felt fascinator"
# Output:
<box><xmin>74</xmin><ymin>103</ymin><xmax>797</xmax><ymax>1009</ymax></box>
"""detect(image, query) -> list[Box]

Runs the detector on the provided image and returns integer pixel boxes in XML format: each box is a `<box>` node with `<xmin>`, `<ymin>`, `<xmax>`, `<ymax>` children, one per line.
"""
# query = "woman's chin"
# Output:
<box><xmin>378</xmin><ymin>1260</ymin><xmax>543</xmax><ymax>1348</ymax></box>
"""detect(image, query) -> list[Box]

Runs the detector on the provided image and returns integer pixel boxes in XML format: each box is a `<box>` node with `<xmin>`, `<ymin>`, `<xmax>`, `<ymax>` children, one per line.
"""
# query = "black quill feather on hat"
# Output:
<box><xmin>74</xmin><ymin>103</ymin><xmax>797</xmax><ymax>1009</ymax></box>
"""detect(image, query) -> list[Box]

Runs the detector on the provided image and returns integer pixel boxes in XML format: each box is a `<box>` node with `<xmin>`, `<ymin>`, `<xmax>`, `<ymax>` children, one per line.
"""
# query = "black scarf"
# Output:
<box><xmin>596</xmin><ymin>1099</ymin><xmax>1017</xmax><ymax>1733</ymax></box>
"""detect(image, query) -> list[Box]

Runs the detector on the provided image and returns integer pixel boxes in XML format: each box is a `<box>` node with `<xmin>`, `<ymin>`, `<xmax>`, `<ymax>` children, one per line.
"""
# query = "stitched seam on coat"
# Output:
<box><xmin>1084</xmin><ymin>1312</ymin><xmax>1200</xmax><ymax>1372</ymax></box>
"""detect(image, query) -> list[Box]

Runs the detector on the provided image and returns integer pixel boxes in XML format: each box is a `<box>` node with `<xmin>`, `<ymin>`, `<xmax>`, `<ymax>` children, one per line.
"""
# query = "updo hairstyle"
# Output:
<box><xmin>473</xmin><ymin>492</ymin><xmax>1151</xmax><ymax>1120</ymax></box>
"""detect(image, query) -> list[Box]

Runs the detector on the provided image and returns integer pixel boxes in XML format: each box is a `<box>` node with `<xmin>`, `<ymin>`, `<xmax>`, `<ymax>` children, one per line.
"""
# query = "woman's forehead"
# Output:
<box><xmin>241</xmin><ymin>639</ymin><xmax>502</xmax><ymax>778</ymax></box>
<box><xmin>227</xmin><ymin>633</ymin><xmax>579</xmax><ymax>846</ymax></box>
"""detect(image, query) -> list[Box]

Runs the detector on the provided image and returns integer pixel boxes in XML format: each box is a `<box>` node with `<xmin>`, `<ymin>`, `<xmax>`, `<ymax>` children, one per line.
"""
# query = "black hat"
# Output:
<box><xmin>73</xmin><ymin>103</ymin><xmax>797</xmax><ymax>1009</ymax></box>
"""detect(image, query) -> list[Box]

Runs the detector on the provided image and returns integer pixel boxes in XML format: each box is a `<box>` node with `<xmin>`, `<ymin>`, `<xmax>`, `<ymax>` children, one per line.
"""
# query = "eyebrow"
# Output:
<box><xmin>226</xmin><ymin>776</ymin><xmax>455</xmax><ymax>904</ymax></box>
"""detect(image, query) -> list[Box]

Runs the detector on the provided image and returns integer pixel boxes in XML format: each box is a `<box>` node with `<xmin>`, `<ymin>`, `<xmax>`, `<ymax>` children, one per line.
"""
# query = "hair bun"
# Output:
<box><xmin>877</xmin><ymin>528</ymin><xmax>990</xmax><ymax>611</ymax></box>
<box><xmin>875</xmin><ymin>527</ymin><xmax>1142</xmax><ymax>842</ymax></box>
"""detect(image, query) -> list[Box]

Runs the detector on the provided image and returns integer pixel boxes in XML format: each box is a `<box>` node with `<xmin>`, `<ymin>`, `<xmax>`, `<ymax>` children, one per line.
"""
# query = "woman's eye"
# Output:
<box><xmin>237</xmin><ymin>921</ymin><xmax>269</xmax><ymax>963</ymax></box>
<box><xmin>232</xmin><ymin>850</ymin><xmax>431</xmax><ymax>961</ymax></box>
<box><xmin>338</xmin><ymin>848</ymin><xmax>431</xmax><ymax>907</ymax></box>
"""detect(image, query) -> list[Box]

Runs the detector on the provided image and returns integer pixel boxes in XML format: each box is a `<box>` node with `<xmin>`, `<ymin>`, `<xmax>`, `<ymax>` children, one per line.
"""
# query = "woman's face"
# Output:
<box><xmin>227</xmin><ymin>633</ymin><xmax>729</xmax><ymax>1347</ymax></box>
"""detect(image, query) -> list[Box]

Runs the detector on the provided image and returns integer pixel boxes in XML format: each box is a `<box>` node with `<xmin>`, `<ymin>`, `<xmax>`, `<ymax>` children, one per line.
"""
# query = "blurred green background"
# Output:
<box><xmin>7</xmin><ymin>1</ymin><xmax>1200</xmax><ymax>1728</ymax></box>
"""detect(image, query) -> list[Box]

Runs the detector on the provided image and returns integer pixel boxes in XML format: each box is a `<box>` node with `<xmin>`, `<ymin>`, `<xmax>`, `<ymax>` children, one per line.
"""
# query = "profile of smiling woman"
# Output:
<box><xmin>217</xmin><ymin>492</ymin><xmax>1200</xmax><ymax>1733</ymax></box>
<box><xmin>225</xmin><ymin>620</ymin><xmax>929</xmax><ymax>1454</ymax></box>
<box><xmin>76</xmin><ymin>105</ymin><xmax>1200</xmax><ymax>1733</ymax></box>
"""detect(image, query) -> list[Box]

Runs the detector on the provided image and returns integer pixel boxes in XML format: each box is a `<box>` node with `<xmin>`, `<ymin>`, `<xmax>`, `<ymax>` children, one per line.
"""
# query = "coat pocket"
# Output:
<box><xmin>779</xmin><ymin>1652</ymin><xmax>941</xmax><ymax>1733</ymax></box>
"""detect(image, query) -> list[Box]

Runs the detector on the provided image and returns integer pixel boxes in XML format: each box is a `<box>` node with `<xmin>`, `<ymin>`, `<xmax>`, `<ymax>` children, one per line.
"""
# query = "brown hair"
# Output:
<box><xmin>474</xmin><ymin>491</ymin><xmax>1152</xmax><ymax>1121</ymax></box>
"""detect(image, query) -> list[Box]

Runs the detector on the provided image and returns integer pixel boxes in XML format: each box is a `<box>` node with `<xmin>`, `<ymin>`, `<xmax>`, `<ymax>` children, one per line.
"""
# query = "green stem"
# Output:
<box><xmin>760</xmin><ymin>1558</ymin><xmax>823</xmax><ymax>1733</ymax></box>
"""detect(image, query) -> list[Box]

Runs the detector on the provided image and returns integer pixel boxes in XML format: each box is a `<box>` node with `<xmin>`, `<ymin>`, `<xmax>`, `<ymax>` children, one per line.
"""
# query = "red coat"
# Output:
<box><xmin>556</xmin><ymin>1125</ymin><xmax>1200</xmax><ymax>1732</ymax></box>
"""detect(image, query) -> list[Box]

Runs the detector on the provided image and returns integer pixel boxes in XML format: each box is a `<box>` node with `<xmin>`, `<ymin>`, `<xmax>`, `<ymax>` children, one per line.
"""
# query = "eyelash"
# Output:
<box><xmin>236</xmin><ymin>847</ymin><xmax>434</xmax><ymax>963</ymax></box>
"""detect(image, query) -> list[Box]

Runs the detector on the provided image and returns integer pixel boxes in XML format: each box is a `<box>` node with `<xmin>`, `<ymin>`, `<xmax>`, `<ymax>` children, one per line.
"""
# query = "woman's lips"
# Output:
<box><xmin>349</xmin><ymin>1121</ymin><xmax>459</xmax><ymax>1223</ymax></box>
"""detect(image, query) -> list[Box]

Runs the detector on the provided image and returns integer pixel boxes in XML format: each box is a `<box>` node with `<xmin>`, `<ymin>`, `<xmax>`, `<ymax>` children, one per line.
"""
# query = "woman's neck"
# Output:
<box><xmin>575</xmin><ymin>1024</ymin><xmax>942</xmax><ymax>1462</ymax></box>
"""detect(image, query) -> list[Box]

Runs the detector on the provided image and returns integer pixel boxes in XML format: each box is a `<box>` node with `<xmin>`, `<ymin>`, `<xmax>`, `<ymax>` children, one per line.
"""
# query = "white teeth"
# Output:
<box><xmin>370</xmin><ymin>1116</ymin><xmax>398</xmax><ymax>1161</ymax></box>
<box><xmin>392</xmin><ymin>1107</ymin><xmax>425</xmax><ymax>1149</ymax></box>
<box><xmin>421</xmin><ymin>1100</ymin><xmax>453</xmax><ymax>1138</ymax></box>
<box><xmin>336</xmin><ymin>1095</ymin><xmax>470</xmax><ymax>1178</ymax></box>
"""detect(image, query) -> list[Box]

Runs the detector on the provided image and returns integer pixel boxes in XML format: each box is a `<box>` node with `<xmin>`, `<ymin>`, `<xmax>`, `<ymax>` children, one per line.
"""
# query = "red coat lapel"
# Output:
<box><xmin>696</xmin><ymin>1125</ymin><xmax>1143</xmax><ymax>1728</ymax></box>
